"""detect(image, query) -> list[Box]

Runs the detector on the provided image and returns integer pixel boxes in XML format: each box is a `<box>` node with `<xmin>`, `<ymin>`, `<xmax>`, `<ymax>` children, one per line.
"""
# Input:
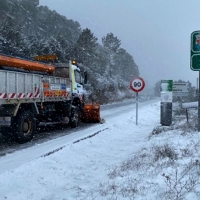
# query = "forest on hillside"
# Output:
<box><xmin>0</xmin><ymin>0</ymin><xmax>140</xmax><ymax>103</ymax></box>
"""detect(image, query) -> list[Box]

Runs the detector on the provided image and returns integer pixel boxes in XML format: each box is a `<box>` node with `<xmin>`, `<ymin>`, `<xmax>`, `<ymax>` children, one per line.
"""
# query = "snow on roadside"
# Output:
<box><xmin>0</xmin><ymin>101</ymin><xmax>200</xmax><ymax>200</ymax></box>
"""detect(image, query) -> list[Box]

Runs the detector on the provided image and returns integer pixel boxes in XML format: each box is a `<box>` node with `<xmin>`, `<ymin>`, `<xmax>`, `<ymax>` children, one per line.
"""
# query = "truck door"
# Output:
<box><xmin>73</xmin><ymin>69</ymin><xmax>84</xmax><ymax>101</ymax></box>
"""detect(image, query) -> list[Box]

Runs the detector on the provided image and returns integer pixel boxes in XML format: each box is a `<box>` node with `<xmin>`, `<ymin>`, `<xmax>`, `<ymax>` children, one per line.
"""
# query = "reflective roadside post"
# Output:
<box><xmin>160</xmin><ymin>80</ymin><xmax>173</xmax><ymax>126</ymax></box>
<box><xmin>130</xmin><ymin>77</ymin><xmax>145</xmax><ymax>125</ymax></box>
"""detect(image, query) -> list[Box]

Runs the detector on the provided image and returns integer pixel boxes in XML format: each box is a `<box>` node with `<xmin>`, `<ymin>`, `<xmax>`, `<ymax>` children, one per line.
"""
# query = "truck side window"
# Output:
<box><xmin>75</xmin><ymin>70</ymin><xmax>81</xmax><ymax>84</ymax></box>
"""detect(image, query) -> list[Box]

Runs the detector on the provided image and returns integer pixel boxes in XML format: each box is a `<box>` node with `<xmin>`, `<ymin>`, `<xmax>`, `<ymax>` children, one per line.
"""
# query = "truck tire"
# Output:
<box><xmin>70</xmin><ymin>107</ymin><xmax>80</xmax><ymax>128</ymax></box>
<box><xmin>14</xmin><ymin>111</ymin><xmax>36</xmax><ymax>143</ymax></box>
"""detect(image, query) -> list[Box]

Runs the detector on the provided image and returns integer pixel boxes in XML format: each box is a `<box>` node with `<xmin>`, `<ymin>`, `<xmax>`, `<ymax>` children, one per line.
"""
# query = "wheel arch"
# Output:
<box><xmin>14</xmin><ymin>102</ymin><xmax>38</xmax><ymax>117</ymax></box>
<box><xmin>72</xmin><ymin>95</ymin><xmax>85</xmax><ymax>111</ymax></box>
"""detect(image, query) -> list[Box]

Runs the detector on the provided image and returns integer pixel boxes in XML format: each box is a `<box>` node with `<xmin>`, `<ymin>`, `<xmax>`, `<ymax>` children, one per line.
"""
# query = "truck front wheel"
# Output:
<box><xmin>14</xmin><ymin>111</ymin><xmax>36</xmax><ymax>143</ymax></box>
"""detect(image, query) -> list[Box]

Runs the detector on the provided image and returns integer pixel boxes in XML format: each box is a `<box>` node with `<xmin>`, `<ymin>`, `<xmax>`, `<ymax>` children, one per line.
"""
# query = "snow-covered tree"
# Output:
<box><xmin>0</xmin><ymin>0</ymin><xmax>140</xmax><ymax>103</ymax></box>
<box><xmin>102</xmin><ymin>33</ymin><xmax>121</xmax><ymax>77</ymax></box>
<box><xmin>114</xmin><ymin>48</ymin><xmax>139</xmax><ymax>82</ymax></box>
<box><xmin>73</xmin><ymin>28</ymin><xmax>98</xmax><ymax>66</ymax></box>
<box><xmin>0</xmin><ymin>17</ymin><xmax>28</xmax><ymax>56</ymax></box>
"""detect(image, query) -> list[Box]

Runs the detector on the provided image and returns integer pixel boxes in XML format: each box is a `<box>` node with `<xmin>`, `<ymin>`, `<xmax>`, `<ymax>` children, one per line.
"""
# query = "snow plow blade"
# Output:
<box><xmin>82</xmin><ymin>103</ymin><xmax>101</xmax><ymax>122</ymax></box>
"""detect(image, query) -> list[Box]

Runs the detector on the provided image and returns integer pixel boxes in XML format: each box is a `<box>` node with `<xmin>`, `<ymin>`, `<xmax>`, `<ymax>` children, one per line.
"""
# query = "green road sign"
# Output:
<box><xmin>161</xmin><ymin>80</ymin><xmax>173</xmax><ymax>92</ymax></box>
<box><xmin>160</xmin><ymin>80</ymin><xmax>173</xmax><ymax>103</ymax></box>
<box><xmin>191</xmin><ymin>30</ymin><xmax>200</xmax><ymax>70</ymax></box>
<box><xmin>191</xmin><ymin>31</ymin><xmax>200</xmax><ymax>131</ymax></box>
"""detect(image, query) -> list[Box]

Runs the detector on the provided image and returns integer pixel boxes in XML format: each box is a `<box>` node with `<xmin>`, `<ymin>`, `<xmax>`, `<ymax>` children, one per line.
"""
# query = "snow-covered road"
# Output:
<box><xmin>0</xmin><ymin>98</ymin><xmax>157</xmax><ymax>174</ymax></box>
<box><xmin>0</xmin><ymin>98</ymin><xmax>160</xmax><ymax>200</ymax></box>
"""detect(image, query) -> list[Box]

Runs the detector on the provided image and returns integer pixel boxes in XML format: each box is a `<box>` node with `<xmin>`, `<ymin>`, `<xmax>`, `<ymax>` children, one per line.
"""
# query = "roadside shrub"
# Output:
<box><xmin>149</xmin><ymin>126</ymin><xmax>175</xmax><ymax>138</ymax></box>
<box><xmin>161</xmin><ymin>160</ymin><xmax>200</xmax><ymax>200</ymax></box>
<box><xmin>97</xmin><ymin>177</ymin><xmax>139</xmax><ymax>199</ymax></box>
<box><xmin>153</xmin><ymin>144</ymin><xmax>178</xmax><ymax>161</ymax></box>
<box><xmin>108</xmin><ymin>148</ymin><xmax>152</xmax><ymax>180</ymax></box>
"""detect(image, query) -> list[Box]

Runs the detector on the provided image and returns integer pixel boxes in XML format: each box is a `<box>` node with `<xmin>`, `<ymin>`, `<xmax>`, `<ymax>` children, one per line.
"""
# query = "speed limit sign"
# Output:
<box><xmin>130</xmin><ymin>77</ymin><xmax>145</xmax><ymax>92</ymax></box>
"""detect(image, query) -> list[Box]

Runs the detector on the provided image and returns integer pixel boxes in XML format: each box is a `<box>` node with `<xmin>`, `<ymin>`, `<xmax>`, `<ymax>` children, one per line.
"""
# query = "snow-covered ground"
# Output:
<box><xmin>0</xmin><ymin>99</ymin><xmax>200</xmax><ymax>200</ymax></box>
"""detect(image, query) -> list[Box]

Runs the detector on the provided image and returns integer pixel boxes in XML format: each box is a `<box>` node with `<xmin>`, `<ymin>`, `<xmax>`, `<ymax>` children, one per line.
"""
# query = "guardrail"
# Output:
<box><xmin>181</xmin><ymin>102</ymin><xmax>198</xmax><ymax>122</ymax></box>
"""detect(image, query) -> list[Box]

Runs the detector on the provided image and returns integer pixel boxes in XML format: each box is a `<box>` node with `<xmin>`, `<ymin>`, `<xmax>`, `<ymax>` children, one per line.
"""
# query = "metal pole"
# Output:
<box><xmin>136</xmin><ymin>92</ymin><xmax>138</xmax><ymax>125</ymax></box>
<box><xmin>197</xmin><ymin>78</ymin><xmax>199</xmax><ymax>100</ymax></box>
<box><xmin>198</xmin><ymin>71</ymin><xmax>200</xmax><ymax>131</ymax></box>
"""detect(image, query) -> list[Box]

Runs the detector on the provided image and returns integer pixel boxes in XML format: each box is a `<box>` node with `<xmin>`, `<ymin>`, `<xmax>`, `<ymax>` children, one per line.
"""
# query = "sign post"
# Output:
<box><xmin>191</xmin><ymin>31</ymin><xmax>200</xmax><ymax>131</ymax></box>
<box><xmin>130</xmin><ymin>77</ymin><xmax>145</xmax><ymax>125</ymax></box>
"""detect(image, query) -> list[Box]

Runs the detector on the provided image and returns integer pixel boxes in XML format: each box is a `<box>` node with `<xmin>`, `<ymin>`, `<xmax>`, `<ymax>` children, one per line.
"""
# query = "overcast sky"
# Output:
<box><xmin>40</xmin><ymin>0</ymin><xmax>200</xmax><ymax>87</ymax></box>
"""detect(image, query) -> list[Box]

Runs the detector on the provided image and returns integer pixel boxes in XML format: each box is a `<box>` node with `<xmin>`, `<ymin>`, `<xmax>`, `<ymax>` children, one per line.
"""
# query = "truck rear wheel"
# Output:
<box><xmin>14</xmin><ymin>111</ymin><xmax>36</xmax><ymax>143</ymax></box>
<box><xmin>70</xmin><ymin>107</ymin><xmax>80</xmax><ymax>128</ymax></box>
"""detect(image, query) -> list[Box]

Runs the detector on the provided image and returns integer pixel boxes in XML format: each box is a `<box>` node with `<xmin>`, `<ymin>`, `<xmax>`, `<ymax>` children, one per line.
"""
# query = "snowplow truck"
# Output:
<box><xmin>0</xmin><ymin>54</ymin><xmax>100</xmax><ymax>143</ymax></box>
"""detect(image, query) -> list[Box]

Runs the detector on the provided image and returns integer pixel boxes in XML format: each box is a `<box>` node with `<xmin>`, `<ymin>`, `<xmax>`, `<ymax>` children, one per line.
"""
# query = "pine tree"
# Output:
<box><xmin>114</xmin><ymin>48</ymin><xmax>139</xmax><ymax>81</ymax></box>
<box><xmin>0</xmin><ymin>17</ymin><xmax>27</xmax><ymax>56</ymax></box>
<box><xmin>102</xmin><ymin>33</ymin><xmax>121</xmax><ymax>77</ymax></box>
<box><xmin>102</xmin><ymin>33</ymin><xmax>121</xmax><ymax>53</ymax></box>
<box><xmin>73</xmin><ymin>28</ymin><xmax>98</xmax><ymax>66</ymax></box>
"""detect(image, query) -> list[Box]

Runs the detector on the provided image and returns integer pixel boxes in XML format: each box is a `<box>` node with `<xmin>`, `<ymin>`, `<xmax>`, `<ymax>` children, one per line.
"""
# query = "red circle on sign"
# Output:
<box><xmin>130</xmin><ymin>77</ymin><xmax>145</xmax><ymax>92</ymax></box>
